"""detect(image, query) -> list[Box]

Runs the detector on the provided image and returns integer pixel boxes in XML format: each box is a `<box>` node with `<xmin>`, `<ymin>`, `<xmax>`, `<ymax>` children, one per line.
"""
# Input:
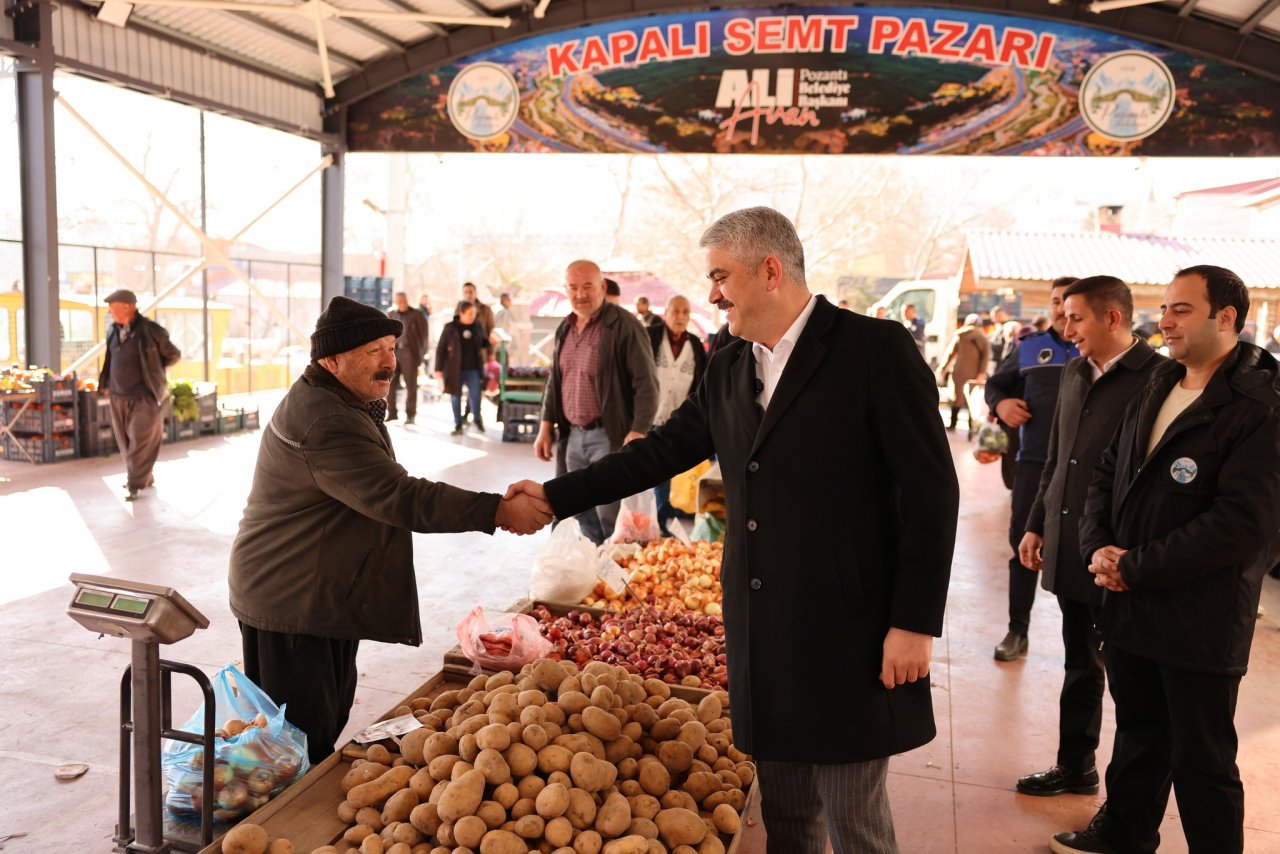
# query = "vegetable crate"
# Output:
<box><xmin>3</xmin><ymin>401</ymin><xmax>76</xmax><ymax>434</ymax></box>
<box><xmin>197</xmin><ymin>391</ymin><xmax>218</xmax><ymax>435</ymax></box>
<box><xmin>28</xmin><ymin>374</ymin><xmax>77</xmax><ymax>404</ymax></box>
<box><xmin>168</xmin><ymin>419</ymin><xmax>198</xmax><ymax>442</ymax></box>
<box><xmin>80</xmin><ymin>423</ymin><xmax>118</xmax><ymax>458</ymax></box>
<box><xmin>216</xmin><ymin>407</ymin><xmax>244</xmax><ymax>434</ymax></box>
<box><xmin>501</xmin><ymin>418</ymin><xmax>538</xmax><ymax>443</ymax></box>
<box><xmin>3</xmin><ymin>434</ymin><xmax>77</xmax><ymax>463</ymax></box>
<box><xmin>497</xmin><ymin>400</ymin><xmax>540</xmax><ymax>423</ymax></box>
<box><xmin>241</xmin><ymin>406</ymin><xmax>260</xmax><ymax>431</ymax></box>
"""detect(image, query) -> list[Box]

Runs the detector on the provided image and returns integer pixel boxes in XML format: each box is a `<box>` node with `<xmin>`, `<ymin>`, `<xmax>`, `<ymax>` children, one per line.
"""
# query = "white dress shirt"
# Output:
<box><xmin>752</xmin><ymin>295</ymin><xmax>818</xmax><ymax>412</ymax></box>
<box><xmin>1087</xmin><ymin>336</ymin><xmax>1138</xmax><ymax>382</ymax></box>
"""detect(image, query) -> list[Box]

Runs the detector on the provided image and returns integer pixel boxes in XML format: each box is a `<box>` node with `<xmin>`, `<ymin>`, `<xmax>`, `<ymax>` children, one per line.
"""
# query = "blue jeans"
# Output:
<box><xmin>450</xmin><ymin>369</ymin><xmax>483</xmax><ymax>428</ymax></box>
<box><xmin>562</xmin><ymin>425</ymin><xmax>618</xmax><ymax>545</ymax></box>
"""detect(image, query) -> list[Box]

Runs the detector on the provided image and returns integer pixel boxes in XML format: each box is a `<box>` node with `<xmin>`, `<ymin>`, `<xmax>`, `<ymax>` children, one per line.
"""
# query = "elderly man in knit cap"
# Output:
<box><xmin>229</xmin><ymin>296</ymin><xmax>553</xmax><ymax>763</ymax></box>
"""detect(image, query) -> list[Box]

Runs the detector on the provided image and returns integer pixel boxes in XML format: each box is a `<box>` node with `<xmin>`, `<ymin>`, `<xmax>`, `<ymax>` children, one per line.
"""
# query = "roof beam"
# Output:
<box><xmin>330</xmin><ymin>15</ymin><xmax>406</xmax><ymax>50</ymax></box>
<box><xmin>1241</xmin><ymin>0</ymin><xmax>1280</xmax><ymax>34</ymax></box>
<box><xmin>222</xmin><ymin>9</ymin><xmax>362</xmax><ymax>68</ymax></box>
<box><xmin>1178</xmin><ymin>0</ymin><xmax>1202</xmax><ymax>18</ymax></box>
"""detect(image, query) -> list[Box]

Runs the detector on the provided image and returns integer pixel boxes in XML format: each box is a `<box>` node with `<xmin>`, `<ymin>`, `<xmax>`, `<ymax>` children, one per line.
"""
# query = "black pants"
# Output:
<box><xmin>385</xmin><ymin>351</ymin><xmax>419</xmax><ymax>418</ymax></box>
<box><xmin>1057</xmin><ymin>596</ymin><xmax>1104</xmax><ymax>771</ymax></box>
<box><xmin>1101</xmin><ymin>644</ymin><xmax>1244</xmax><ymax>854</ymax></box>
<box><xmin>239</xmin><ymin>623</ymin><xmax>360</xmax><ymax>765</ymax></box>
<box><xmin>1007</xmin><ymin>460</ymin><xmax>1043</xmax><ymax>635</ymax></box>
<box><xmin>1000</xmin><ymin>426</ymin><xmax>1019</xmax><ymax>490</ymax></box>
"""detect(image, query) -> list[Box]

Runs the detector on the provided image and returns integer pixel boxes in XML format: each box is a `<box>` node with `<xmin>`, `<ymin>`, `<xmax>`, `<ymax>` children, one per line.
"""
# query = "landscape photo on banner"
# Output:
<box><xmin>347</xmin><ymin>6</ymin><xmax>1280</xmax><ymax>156</ymax></box>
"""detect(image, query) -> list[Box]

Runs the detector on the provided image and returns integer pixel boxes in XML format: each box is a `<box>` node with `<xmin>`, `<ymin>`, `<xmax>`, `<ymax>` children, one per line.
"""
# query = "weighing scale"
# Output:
<box><xmin>67</xmin><ymin>573</ymin><xmax>216</xmax><ymax>853</ymax></box>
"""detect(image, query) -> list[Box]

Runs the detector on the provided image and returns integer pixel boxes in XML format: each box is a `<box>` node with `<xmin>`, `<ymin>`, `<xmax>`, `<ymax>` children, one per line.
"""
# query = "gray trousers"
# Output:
<box><xmin>109</xmin><ymin>395</ymin><xmax>166</xmax><ymax>492</ymax></box>
<box><xmin>558</xmin><ymin>425</ymin><xmax>619</xmax><ymax>545</ymax></box>
<box><xmin>758</xmin><ymin>758</ymin><xmax>898</xmax><ymax>854</ymax></box>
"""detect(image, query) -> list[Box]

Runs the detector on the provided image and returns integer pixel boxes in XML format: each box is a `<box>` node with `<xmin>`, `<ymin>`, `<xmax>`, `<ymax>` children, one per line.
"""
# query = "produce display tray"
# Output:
<box><xmin>198</xmin><ymin>667</ymin><xmax>759</xmax><ymax>854</ymax></box>
<box><xmin>443</xmin><ymin>598</ymin><xmax>722</xmax><ymax>704</ymax></box>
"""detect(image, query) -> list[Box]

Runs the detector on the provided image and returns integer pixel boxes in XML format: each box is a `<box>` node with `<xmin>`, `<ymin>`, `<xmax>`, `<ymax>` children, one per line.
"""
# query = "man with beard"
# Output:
<box><xmin>229</xmin><ymin>296</ymin><xmax>552</xmax><ymax>763</ymax></box>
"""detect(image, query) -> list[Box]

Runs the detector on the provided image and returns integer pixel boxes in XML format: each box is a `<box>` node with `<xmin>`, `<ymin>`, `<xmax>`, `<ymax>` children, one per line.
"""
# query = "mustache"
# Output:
<box><xmin>716</xmin><ymin>300</ymin><xmax>734</xmax><ymax>310</ymax></box>
<box><xmin>373</xmin><ymin>370</ymin><xmax>394</xmax><ymax>382</ymax></box>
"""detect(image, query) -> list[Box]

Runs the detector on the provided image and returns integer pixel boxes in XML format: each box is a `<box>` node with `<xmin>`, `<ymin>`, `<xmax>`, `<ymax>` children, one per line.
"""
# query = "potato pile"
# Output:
<box><xmin>582</xmin><ymin>540</ymin><xmax>724</xmax><ymax>616</ymax></box>
<box><xmin>316</xmin><ymin>657</ymin><xmax>751</xmax><ymax>854</ymax></box>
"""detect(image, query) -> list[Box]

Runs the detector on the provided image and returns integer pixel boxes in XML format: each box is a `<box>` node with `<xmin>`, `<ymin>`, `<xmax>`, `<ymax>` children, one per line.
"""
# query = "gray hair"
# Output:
<box><xmin>699</xmin><ymin>207</ymin><xmax>806</xmax><ymax>285</ymax></box>
<box><xmin>964</xmin><ymin>313</ymin><xmax>982</xmax><ymax>326</ymax></box>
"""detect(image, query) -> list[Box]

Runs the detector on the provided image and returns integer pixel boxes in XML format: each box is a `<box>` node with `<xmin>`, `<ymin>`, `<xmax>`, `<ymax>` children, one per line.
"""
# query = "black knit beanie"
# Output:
<box><xmin>311</xmin><ymin>296</ymin><xmax>403</xmax><ymax>359</ymax></box>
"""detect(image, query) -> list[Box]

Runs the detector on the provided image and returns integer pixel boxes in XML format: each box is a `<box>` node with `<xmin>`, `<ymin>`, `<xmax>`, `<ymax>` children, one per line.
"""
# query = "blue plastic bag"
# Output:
<box><xmin>162</xmin><ymin>665</ymin><xmax>309</xmax><ymax>822</ymax></box>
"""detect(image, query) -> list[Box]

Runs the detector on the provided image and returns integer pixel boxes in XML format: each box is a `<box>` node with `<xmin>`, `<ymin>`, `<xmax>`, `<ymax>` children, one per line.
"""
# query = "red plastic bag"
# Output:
<box><xmin>457</xmin><ymin>606</ymin><xmax>554</xmax><ymax>673</ymax></box>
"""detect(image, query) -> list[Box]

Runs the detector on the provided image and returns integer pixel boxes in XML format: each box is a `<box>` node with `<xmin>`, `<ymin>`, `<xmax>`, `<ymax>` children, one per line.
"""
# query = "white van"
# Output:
<box><xmin>869</xmin><ymin>279</ymin><xmax>960</xmax><ymax>369</ymax></box>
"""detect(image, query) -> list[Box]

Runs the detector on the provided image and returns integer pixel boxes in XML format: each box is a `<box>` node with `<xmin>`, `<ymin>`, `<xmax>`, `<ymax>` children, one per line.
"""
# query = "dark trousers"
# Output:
<box><xmin>1000</xmin><ymin>426</ymin><xmax>1019</xmax><ymax>490</ymax></box>
<box><xmin>1101</xmin><ymin>644</ymin><xmax>1244</xmax><ymax>854</ymax></box>
<box><xmin>386</xmin><ymin>351</ymin><xmax>420</xmax><ymax>418</ymax></box>
<box><xmin>1007</xmin><ymin>460</ymin><xmax>1043</xmax><ymax>634</ymax></box>
<box><xmin>239</xmin><ymin>623</ymin><xmax>360</xmax><ymax>765</ymax></box>
<box><xmin>1057</xmin><ymin>596</ymin><xmax>1104</xmax><ymax>771</ymax></box>
<box><xmin>758</xmin><ymin>758</ymin><xmax>897</xmax><ymax>854</ymax></box>
<box><xmin>109</xmin><ymin>395</ymin><xmax>166</xmax><ymax>492</ymax></box>
<box><xmin>654</xmin><ymin>480</ymin><xmax>692</xmax><ymax>537</ymax></box>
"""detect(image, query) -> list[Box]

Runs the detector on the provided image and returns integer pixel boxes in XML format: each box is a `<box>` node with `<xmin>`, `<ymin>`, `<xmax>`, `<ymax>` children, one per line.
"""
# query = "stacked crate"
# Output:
<box><xmin>3</xmin><ymin>376</ymin><xmax>79</xmax><ymax>463</ymax></box>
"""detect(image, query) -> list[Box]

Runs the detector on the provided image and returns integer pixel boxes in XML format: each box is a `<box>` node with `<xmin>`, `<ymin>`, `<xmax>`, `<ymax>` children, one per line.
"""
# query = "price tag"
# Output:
<box><xmin>668</xmin><ymin>520</ymin><xmax>692</xmax><ymax>544</ymax></box>
<box><xmin>352</xmin><ymin>713</ymin><xmax>423</xmax><ymax>744</ymax></box>
<box><xmin>595</xmin><ymin>556</ymin><xmax>631</xmax><ymax>597</ymax></box>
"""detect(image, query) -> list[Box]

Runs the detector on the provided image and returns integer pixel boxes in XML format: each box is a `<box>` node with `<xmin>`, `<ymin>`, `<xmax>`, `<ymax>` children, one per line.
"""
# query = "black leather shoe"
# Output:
<box><xmin>1018</xmin><ymin>765</ymin><xmax>1099</xmax><ymax>796</ymax></box>
<box><xmin>1050</xmin><ymin>806</ymin><xmax>1122</xmax><ymax>853</ymax></box>
<box><xmin>994</xmin><ymin>631</ymin><xmax>1028</xmax><ymax>661</ymax></box>
<box><xmin>385</xmin><ymin>411</ymin><xmax>398</xmax><ymax>422</ymax></box>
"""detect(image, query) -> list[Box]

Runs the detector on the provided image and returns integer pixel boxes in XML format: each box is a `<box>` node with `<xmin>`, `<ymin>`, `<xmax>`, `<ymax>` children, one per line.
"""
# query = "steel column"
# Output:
<box><xmin>15</xmin><ymin>0</ymin><xmax>60</xmax><ymax>371</ymax></box>
<box><xmin>321</xmin><ymin>115</ymin><xmax>346</xmax><ymax>306</ymax></box>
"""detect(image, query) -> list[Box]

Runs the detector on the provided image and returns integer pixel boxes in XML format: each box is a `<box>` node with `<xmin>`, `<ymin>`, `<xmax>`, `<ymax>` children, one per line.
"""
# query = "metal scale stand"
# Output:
<box><xmin>67</xmin><ymin>573</ymin><xmax>216</xmax><ymax>853</ymax></box>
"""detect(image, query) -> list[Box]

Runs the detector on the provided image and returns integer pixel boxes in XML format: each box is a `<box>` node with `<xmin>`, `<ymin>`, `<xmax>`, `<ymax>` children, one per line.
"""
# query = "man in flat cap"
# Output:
<box><xmin>229</xmin><ymin>296</ymin><xmax>553</xmax><ymax>763</ymax></box>
<box><xmin>98</xmin><ymin>289</ymin><xmax>181</xmax><ymax>501</ymax></box>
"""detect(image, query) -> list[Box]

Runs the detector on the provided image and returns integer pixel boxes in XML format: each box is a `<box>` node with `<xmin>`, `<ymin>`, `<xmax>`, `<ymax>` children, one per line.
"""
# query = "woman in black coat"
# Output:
<box><xmin>434</xmin><ymin>301</ymin><xmax>488</xmax><ymax>434</ymax></box>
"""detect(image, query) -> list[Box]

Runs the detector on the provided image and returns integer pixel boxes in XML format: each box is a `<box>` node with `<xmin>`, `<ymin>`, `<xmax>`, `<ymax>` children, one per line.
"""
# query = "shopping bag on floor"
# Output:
<box><xmin>457</xmin><ymin>606</ymin><xmax>554</xmax><ymax>674</ymax></box>
<box><xmin>162</xmin><ymin>665</ymin><xmax>309</xmax><ymax>822</ymax></box>
<box><xmin>670</xmin><ymin>459</ymin><xmax>712</xmax><ymax>515</ymax></box>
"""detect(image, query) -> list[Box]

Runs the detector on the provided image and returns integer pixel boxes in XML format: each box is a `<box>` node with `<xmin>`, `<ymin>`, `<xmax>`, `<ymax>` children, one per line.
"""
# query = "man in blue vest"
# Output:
<box><xmin>984</xmin><ymin>277</ymin><xmax>1078</xmax><ymax>661</ymax></box>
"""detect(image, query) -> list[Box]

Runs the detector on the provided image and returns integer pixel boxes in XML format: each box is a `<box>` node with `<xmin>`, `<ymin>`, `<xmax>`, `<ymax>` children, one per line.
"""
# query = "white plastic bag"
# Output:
<box><xmin>529</xmin><ymin>518</ymin><xmax>599</xmax><ymax>604</ymax></box>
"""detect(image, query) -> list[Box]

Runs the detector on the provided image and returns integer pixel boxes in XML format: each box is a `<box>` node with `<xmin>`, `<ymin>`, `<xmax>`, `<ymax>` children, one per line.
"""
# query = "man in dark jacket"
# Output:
<box><xmin>435</xmin><ymin>300</ymin><xmax>488</xmax><ymax>435</ymax></box>
<box><xmin>99</xmin><ymin>289</ymin><xmax>181</xmax><ymax>501</ymax></box>
<box><xmin>229</xmin><ymin>296</ymin><xmax>551</xmax><ymax>763</ymax></box>
<box><xmin>1014</xmin><ymin>276</ymin><xmax>1165</xmax><ymax>800</ymax></box>
<box><xmin>534</xmin><ymin>260</ymin><xmax>659</xmax><ymax>544</ymax></box>
<box><xmin>985</xmin><ymin>277</ymin><xmax>1078</xmax><ymax>661</ymax></box>
<box><xmin>1054</xmin><ymin>266</ymin><xmax>1280</xmax><ymax>854</ymax></box>
<box><xmin>386</xmin><ymin>291</ymin><xmax>428</xmax><ymax>424</ymax></box>
<box><xmin>513</xmin><ymin>208</ymin><xmax>958</xmax><ymax>853</ymax></box>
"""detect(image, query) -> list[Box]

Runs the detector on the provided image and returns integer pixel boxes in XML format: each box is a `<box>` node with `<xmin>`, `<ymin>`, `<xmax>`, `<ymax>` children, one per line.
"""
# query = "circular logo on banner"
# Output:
<box><xmin>1079</xmin><ymin>51</ymin><xmax>1176</xmax><ymax>142</ymax></box>
<box><xmin>447</xmin><ymin>63</ymin><xmax>520</xmax><ymax>140</ymax></box>
<box><xmin>1170</xmin><ymin>457</ymin><xmax>1198</xmax><ymax>484</ymax></box>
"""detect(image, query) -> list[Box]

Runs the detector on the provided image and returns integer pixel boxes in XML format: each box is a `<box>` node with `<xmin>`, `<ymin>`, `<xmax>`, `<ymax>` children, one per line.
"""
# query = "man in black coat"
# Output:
<box><xmin>511</xmin><ymin>207</ymin><xmax>958</xmax><ymax>853</ymax></box>
<box><xmin>1014</xmin><ymin>276</ymin><xmax>1165</xmax><ymax>800</ymax></box>
<box><xmin>1053</xmin><ymin>266</ymin><xmax>1280</xmax><ymax>854</ymax></box>
<box><xmin>99</xmin><ymin>289</ymin><xmax>181</xmax><ymax>501</ymax></box>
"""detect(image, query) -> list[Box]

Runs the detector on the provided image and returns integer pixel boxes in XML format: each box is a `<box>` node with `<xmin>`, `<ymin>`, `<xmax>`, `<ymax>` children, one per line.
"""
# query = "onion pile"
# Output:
<box><xmin>583</xmin><ymin>539</ymin><xmax>724</xmax><ymax>616</ymax></box>
<box><xmin>533</xmin><ymin>605</ymin><xmax>729</xmax><ymax>690</ymax></box>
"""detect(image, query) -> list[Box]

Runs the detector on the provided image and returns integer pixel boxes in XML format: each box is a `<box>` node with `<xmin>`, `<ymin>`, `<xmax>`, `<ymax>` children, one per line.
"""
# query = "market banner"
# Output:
<box><xmin>347</xmin><ymin>6</ymin><xmax>1280</xmax><ymax>156</ymax></box>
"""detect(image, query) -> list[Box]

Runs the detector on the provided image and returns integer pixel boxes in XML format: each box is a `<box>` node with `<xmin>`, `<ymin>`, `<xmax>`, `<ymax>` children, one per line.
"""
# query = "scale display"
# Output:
<box><xmin>67</xmin><ymin>574</ymin><xmax>208</xmax><ymax>644</ymax></box>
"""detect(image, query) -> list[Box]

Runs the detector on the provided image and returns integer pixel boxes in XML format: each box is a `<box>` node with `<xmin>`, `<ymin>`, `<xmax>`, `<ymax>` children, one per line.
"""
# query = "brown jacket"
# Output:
<box><xmin>940</xmin><ymin>325</ymin><xmax>990</xmax><ymax>401</ymax></box>
<box><xmin>229</xmin><ymin>364</ymin><xmax>501</xmax><ymax>644</ymax></box>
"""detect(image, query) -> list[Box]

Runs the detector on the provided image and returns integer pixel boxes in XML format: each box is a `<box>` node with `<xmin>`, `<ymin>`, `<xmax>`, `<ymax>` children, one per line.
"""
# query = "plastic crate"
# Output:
<box><xmin>241</xmin><ymin>406</ymin><xmax>260</xmax><ymax>431</ymax></box>
<box><xmin>5</xmin><ymin>402</ymin><xmax>76</xmax><ymax>435</ymax></box>
<box><xmin>498</xmin><ymin>400</ymin><xmax>541</xmax><ymax>423</ymax></box>
<box><xmin>343</xmin><ymin>275</ymin><xmax>394</xmax><ymax>311</ymax></box>
<box><xmin>197</xmin><ymin>392</ymin><xmax>218</xmax><ymax>434</ymax></box>
<box><xmin>79</xmin><ymin>423</ymin><xmax>117</xmax><ymax>458</ymax></box>
<box><xmin>31</xmin><ymin>375</ymin><xmax>76</xmax><ymax>404</ymax></box>
<box><xmin>169</xmin><ymin>419</ymin><xmax>198</xmax><ymax>442</ymax></box>
<box><xmin>216</xmin><ymin>407</ymin><xmax>244</xmax><ymax>434</ymax></box>
<box><xmin>79</xmin><ymin>391</ymin><xmax>112</xmax><ymax>429</ymax></box>
<box><xmin>502</xmin><ymin>419</ymin><xmax>539</xmax><ymax>443</ymax></box>
<box><xmin>4</xmin><ymin>434</ymin><xmax>77</xmax><ymax>463</ymax></box>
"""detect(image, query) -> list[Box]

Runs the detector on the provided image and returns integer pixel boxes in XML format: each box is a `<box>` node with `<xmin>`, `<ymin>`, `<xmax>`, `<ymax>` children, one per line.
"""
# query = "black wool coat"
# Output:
<box><xmin>544</xmin><ymin>297</ymin><xmax>959</xmax><ymax>762</ymax></box>
<box><xmin>1080</xmin><ymin>342</ymin><xmax>1280</xmax><ymax>674</ymax></box>
<box><xmin>1026</xmin><ymin>338</ymin><xmax>1166</xmax><ymax>606</ymax></box>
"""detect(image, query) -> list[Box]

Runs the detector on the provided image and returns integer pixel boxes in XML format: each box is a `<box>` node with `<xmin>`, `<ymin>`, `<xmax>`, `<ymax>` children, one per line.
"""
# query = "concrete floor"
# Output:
<box><xmin>1</xmin><ymin>394</ymin><xmax>1278</xmax><ymax>853</ymax></box>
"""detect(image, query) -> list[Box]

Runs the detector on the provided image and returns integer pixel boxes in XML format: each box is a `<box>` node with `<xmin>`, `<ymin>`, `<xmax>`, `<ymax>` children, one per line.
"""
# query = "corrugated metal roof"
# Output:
<box><xmin>967</xmin><ymin>231</ymin><xmax>1280</xmax><ymax>289</ymax></box>
<box><xmin>1177</xmin><ymin>177</ymin><xmax>1280</xmax><ymax>199</ymax></box>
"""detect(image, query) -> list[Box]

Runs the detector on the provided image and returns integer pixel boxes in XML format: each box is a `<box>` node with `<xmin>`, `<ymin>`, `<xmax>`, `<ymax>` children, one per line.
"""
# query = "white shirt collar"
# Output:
<box><xmin>752</xmin><ymin>294</ymin><xmax>818</xmax><ymax>361</ymax></box>
<box><xmin>751</xmin><ymin>294</ymin><xmax>818</xmax><ymax>411</ymax></box>
<box><xmin>1088</xmin><ymin>336</ymin><xmax>1138</xmax><ymax>381</ymax></box>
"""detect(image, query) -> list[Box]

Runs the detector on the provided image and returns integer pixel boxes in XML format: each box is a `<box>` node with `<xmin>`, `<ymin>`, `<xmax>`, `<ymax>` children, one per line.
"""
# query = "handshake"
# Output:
<box><xmin>495</xmin><ymin>480</ymin><xmax>552</xmax><ymax>535</ymax></box>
